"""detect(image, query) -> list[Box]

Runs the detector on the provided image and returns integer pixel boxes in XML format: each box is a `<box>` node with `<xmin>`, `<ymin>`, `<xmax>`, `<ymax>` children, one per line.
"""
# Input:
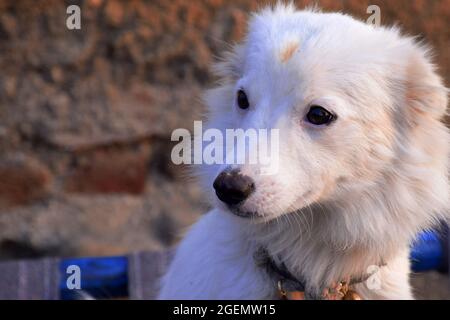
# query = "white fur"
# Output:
<box><xmin>159</xmin><ymin>4</ymin><xmax>449</xmax><ymax>300</ymax></box>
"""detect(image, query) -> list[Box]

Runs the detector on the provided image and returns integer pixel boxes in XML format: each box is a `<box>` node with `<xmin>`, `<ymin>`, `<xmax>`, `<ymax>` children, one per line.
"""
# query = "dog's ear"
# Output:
<box><xmin>404</xmin><ymin>48</ymin><xmax>448</xmax><ymax>122</ymax></box>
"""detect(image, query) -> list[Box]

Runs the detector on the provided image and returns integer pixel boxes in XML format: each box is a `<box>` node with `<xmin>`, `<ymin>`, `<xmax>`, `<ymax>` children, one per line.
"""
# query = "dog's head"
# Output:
<box><xmin>199</xmin><ymin>5</ymin><xmax>448</xmax><ymax>240</ymax></box>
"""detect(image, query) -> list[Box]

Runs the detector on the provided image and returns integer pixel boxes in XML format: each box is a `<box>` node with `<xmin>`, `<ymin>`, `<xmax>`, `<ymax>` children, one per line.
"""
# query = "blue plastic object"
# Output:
<box><xmin>60</xmin><ymin>256</ymin><xmax>128</xmax><ymax>299</ymax></box>
<box><xmin>410</xmin><ymin>230</ymin><xmax>445</xmax><ymax>272</ymax></box>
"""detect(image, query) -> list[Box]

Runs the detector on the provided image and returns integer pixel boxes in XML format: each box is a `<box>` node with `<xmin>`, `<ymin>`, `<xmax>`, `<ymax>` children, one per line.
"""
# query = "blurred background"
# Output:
<box><xmin>0</xmin><ymin>0</ymin><xmax>448</xmax><ymax>299</ymax></box>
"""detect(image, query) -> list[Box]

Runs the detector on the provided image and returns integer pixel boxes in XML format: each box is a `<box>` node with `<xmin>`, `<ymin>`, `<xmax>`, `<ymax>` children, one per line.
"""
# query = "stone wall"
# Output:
<box><xmin>0</xmin><ymin>0</ymin><xmax>448</xmax><ymax>260</ymax></box>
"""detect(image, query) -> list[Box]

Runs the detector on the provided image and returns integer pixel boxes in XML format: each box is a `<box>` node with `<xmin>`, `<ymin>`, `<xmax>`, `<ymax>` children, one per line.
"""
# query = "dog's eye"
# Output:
<box><xmin>237</xmin><ymin>89</ymin><xmax>250</xmax><ymax>109</ymax></box>
<box><xmin>306</xmin><ymin>106</ymin><xmax>335</xmax><ymax>125</ymax></box>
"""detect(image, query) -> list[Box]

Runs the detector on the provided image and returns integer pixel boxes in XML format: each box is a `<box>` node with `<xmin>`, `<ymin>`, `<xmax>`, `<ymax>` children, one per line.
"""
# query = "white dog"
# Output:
<box><xmin>159</xmin><ymin>4</ymin><xmax>449</xmax><ymax>299</ymax></box>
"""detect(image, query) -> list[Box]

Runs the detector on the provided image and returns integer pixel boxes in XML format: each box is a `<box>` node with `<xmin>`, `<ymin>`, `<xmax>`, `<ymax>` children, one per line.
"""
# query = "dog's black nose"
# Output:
<box><xmin>213</xmin><ymin>170</ymin><xmax>255</xmax><ymax>206</ymax></box>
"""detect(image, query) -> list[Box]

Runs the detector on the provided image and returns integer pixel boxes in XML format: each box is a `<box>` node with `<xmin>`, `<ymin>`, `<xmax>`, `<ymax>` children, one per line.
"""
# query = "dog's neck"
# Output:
<box><xmin>243</xmin><ymin>202</ymin><xmax>409</xmax><ymax>296</ymax></box>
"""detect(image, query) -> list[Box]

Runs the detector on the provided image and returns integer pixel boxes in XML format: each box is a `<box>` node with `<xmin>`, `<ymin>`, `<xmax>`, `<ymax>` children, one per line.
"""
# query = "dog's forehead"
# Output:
<box><xmin>244</xmin><ymin>10</ymin><xmax>373</xmax><ymax>70</ymax></box>
<box><xmin>244</xmin><ymin>17</ymin><xmax>309</xmax><ymax>68</ymax></box>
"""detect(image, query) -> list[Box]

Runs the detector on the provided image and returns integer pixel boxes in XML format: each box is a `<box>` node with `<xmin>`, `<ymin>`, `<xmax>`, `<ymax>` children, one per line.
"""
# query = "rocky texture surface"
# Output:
<box><xmin>0</xmin><ymin>0</ymin><xmax>448</xmax><ymax>298</ymax></box>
